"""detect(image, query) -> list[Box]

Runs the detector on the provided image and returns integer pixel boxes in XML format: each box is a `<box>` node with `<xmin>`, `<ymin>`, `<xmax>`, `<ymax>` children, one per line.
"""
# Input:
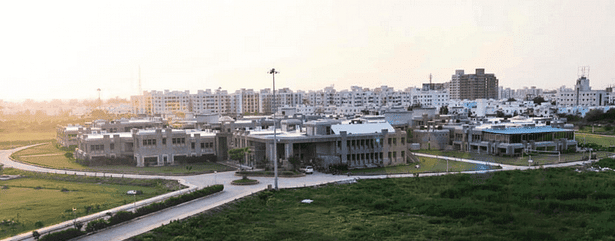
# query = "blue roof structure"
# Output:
<box><xmin>483</xmin><ymin>126</ymin><xmax>570</xmax><ymax>134</ymax></box>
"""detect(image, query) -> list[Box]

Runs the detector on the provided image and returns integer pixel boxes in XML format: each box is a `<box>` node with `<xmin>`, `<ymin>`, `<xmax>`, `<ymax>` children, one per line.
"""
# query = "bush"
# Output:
<box><xmin>85</xmin><ymin>219</ymin><xmax>109</xmax><ymax>232</ymax></box>
<box><xmin>39</xmin><ymin>228</ymin><xmax>84</xmax><ymax>241</ymax></box>
<box><xmin>34</xmin><ymin>220</ymin><xmax>44</xmax><ymax>228</ymax></box>
<box><xmin>108</xmin><ymin>211</ymin><xmax>136</xmax><ymax>226</ymax></box>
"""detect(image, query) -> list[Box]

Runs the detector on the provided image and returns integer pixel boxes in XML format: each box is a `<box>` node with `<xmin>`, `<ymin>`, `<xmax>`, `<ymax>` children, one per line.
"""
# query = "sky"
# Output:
<box><xmin>1</xmin><ymin>0</ymin><xmax>614</xmax><ymax>102</ymax></box>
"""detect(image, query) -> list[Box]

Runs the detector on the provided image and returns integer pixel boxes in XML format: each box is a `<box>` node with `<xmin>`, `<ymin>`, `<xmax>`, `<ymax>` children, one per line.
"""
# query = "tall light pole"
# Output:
<box><xmin>269</xmin><ymin>68</ymin><xmax>279</xmax><ymax>190</ymax></box>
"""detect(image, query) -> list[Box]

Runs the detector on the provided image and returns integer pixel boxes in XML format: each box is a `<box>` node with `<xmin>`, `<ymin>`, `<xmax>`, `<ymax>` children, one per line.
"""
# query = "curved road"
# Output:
<box><xmin>1</xmin><ymin>145</ymin><xmax>593</xmax><ymax>241</ymax></box>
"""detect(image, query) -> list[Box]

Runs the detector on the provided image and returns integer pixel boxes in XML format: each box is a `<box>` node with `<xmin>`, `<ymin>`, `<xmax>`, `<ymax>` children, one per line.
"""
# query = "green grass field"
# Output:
<box><xmin>134</xmin><ymin>168</ymin><xmax>615</xmax><ymax>241</ymax></box>
<box><xmin>10</xmin><ymin>143</ymin><xmax>235</xmax><ymax>175</ymax></box>
<box><xmin>0</xmin><ymin>170</ymin><xmax>180</xmax><ymax>239</ymax></box>
<box><xmin>349</xmin><ymin>156</ymin><xmax>493</xmax><ymax>175</ymax></box>
<box><xmin>575</xmin><ymin>133</ymin><xmax>615</xmax><ymax>147</ymax></box>
<box><xmin>0</xmin><ymin>132</ymin><xmax>55</xmax><ymax>150</ymax></box>
<box><xmin>412</xmin><ymin>149</ymin><xmax>606</xmax><ymax>166</ymax></box>
<box><xmin>89</xmin><ymin>163</ymin><xmax>236</xmax><ymax>175</ymax></box>
<box><xmin>11</xmin><ymin>143</ymin><xmax>89</xmax><ymax>170</ymax></box>
<box><xmin>576</xmin><ymin>126</ymin><xmax>615</xmax><ymax>136</ymax></box>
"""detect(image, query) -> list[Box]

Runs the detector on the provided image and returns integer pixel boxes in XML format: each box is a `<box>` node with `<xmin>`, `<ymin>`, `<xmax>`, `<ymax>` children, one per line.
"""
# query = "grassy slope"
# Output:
<box><xmin>11</xmin><ymin>143</ymin><xmax>88</xmax><ymax>170</ymax></box>
<box><xmin>0</xmin><ymin>175</ymin><xmax>177</xmax><ymax>239</ymax></box>
<box><xmin>350</xmin><ymin>156</ymin><xmax>492</xmax><ymax>174</ymax></box>
<box><xmin>10</xmin><ymin>143</ymin><xmax>235</xmax><ymax>174</ymax></box>
<box><xmin>135</xmin><ymin>168</ymin><xmax>615</xmax><ymax>241</ymax></box>
<box><xmin>413</xmin><ymin>149</ymin><xmax>606</xmax><ymax>166</ymax></box>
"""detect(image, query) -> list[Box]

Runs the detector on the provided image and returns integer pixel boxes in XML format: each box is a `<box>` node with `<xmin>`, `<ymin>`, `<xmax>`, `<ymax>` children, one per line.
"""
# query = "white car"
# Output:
<box><xmin>127</xmin><ymin>190</ymin><xmax>137</xmax><ymax>195</ymax></box>
<box><xmin>304</xmin><ymin>166</ymin><xmax>314</xmax><ymax>174</ymax></box>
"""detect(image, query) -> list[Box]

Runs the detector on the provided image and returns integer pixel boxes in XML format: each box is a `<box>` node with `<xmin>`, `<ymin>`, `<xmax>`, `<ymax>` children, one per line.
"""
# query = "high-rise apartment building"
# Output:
<box><xmin>450</xmin><ymin>68</ymin><xmax>499</xmax><ymax>100</ymax></box>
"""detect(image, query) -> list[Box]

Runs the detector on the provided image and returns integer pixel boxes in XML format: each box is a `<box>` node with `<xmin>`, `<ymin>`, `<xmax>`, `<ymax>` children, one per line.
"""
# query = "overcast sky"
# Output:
<box><xmin>1</xmin><ymin>0</ymin><xmax>614</xmax><ymax>102</ymax></box>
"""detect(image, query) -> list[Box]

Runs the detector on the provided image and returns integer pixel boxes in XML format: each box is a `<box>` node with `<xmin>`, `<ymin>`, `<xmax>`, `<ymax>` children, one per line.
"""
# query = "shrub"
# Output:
<box><xmin>108</xmin><ymin>211</ymin><xmax>136</xmax><ymax>226</ymax></box>
<box><xmin>85</xmin><ymin>219</ymin><xmax>109</xmax><ymax>232</ymax></box>
<box><xmin>39</xmin><ymin>228</ymin><xmax>84</xmax><ymax>241</ymax></box>
<box><xmin>34</xmin><ymin>220</ymin><xmax>44</xmax><ymax>228</ymax></box>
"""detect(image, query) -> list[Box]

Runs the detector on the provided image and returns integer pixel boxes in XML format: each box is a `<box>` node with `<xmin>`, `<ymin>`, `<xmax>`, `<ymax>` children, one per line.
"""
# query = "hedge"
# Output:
<box><xmin>39</xmin><ymin>228</ymin><xmax>85</xmax><ymax>241</ymax></box>
<box><xmin>42</xmin><ymin>185</ymin><xmax>224</xmax><ymax>240</ymax></box>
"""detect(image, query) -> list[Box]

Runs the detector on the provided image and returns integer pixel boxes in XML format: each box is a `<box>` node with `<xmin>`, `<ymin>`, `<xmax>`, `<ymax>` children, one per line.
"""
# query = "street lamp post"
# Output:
<box><xmin>269</xmin><ymin>68</ymin><xmax>279</xmax><ymax>190</ymax></box>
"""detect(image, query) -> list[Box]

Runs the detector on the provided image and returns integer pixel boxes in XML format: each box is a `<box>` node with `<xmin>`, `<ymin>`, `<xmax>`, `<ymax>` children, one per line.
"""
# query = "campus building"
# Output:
<box><xmin>56</xmin><ymin>118</ymin><xmax>165</xmax><ymax>148</ymax></box>
<box><xmin>74</xmin><ymin>128</ymin><xmax>217</xmax><ymax>167</ymax></box>
<box><xmin>230</xmin><ymin>118</ymin><xmax>409</xmax><ymax>169</ymax></box>
<box><xmin>412</xmin><ymin>116</ymin><xmax>577</xmax><ymax>156</ymax></box>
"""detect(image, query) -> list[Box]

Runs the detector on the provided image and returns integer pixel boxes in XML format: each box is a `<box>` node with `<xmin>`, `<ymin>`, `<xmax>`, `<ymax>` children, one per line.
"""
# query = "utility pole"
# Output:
<box><xmin>269</xmin><ymin>68</ymin><xmax>279</xmax><ymax>190</ymax></box>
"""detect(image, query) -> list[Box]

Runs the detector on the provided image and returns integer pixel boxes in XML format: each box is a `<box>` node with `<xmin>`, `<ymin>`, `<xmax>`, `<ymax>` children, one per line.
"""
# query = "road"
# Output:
<box><xmin>1</xmin><ymin>145</ymin><xmax>595</xmax><ymax>241</ymax></box>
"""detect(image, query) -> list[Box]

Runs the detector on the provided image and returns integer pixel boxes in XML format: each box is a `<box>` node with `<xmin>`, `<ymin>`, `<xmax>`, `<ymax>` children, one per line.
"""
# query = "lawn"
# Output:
<box><xmin>0</xmin><ymin>132</ymin><xmax>55</xmax><ymax>150</ymax></box>
<box><xmin>349</xmin><ymin>156</ymin><xmax>494</xmax><ymax>175</ymax></box>
<box><xmin>133</xmin><ymin>168</ymin><xmax>615</xmax><ymax>241</ymax></box>
<box><xmin>575</xmin><ymin>133</ymin><xmax>615</xmax><ymax>147</ymax></box>
<box><xmin>89</xmin><ymin>163</ymin><xmax>236</xmax><ymax>175</ymax></box>
<box><xmin>576</xmin><ymin>126</ymin><xmax>615</xmax><ymax>136</ymax></box>
<box><xmin>0</xmin><ymin>169</ymin><xmax>182</xmax><ymax>239</ymax></box>
<box><xmin>412</xmin><ymin>149</ymin><xmax>607</xmax><ymax>166</ymax></box>
<box><xmin>11</xmin><ymin>143</ymin><xmax>89</xmax><ymax>170</ymax></box>
<box><xmin>10</xmin><ymin>143</ymin><xmax>235</xmax><ymax>175</ymax></box>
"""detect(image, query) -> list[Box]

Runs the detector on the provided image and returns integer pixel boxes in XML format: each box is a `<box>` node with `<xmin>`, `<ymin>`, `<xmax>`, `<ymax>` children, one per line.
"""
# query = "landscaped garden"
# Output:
<box><xmin>0</xmin><ymin>168</ymin><xmax>184</xmax><ymax>239</ymax></box>
<box><xmin>133</xmin><ymin>164</ymin><xmax>615</xmax><ymax>240</ymax></box>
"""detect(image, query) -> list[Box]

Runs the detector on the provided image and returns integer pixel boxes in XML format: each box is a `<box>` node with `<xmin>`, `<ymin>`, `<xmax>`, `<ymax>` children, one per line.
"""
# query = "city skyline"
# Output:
<box><xmin>1</xmin><ymin>0</ymin><xmax>614</xmax><ymax>102</ymax></box>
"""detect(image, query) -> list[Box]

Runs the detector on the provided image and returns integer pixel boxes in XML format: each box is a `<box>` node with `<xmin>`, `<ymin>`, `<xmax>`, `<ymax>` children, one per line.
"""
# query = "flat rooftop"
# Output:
<box><xmin>483</xmin><ymin>126</ymin><xmax>570</xmax><ymax>134</ymax></box>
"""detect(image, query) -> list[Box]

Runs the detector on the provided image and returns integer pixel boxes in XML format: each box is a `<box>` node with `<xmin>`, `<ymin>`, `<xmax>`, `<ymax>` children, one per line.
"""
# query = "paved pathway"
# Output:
<box><xmin>1</xmin><ymin>145</ymin><xmax>596</xmax><ymax>241</ymax></box>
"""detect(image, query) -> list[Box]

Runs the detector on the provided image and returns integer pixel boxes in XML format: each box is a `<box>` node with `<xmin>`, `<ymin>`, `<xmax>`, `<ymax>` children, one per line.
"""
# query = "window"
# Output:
<box><xmin>162</xmin><ymin>138</ymin><xmax>166</xmax><ymax>145</ymax></box>
<box><xmin>401</xmin><ymin>137</ymin><xmax>405</xmax><ymax>144</ymax></box>
<box><xmin>388</xmin><ymin>138</ymin><xmax>392</xmax><ymax>145</ymax></box>
<box><xmin>110</xmin><ymin>143</ymin><xmax>114</xmax><ymax>150</ymax></box>
<box><xmin>201</xmin><ymin>143</ymin><xmax>205</xmax><ymax>149</ymax></box>
<box><xmin>192</xmin><ymin>143</ymin><xmax>195</xmax><ymax>149</ymax></box>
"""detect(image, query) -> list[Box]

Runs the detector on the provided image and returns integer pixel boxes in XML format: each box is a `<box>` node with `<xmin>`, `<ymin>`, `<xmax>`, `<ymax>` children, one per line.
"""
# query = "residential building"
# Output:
<box><xmin>450</xmin><ymin>69</ymin><xmax>499</xmax><ymax>100</ymax></box>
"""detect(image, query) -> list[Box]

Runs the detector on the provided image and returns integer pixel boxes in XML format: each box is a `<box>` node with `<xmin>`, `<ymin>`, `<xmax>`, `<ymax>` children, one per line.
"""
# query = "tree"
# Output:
<box><xmin>507</xmin><ymin>98</ymin><xmax>516</xmax><ymax>102</ymax></box>
<box><xmin>496</xmin><ymin>110</ymin><xmax>506</xmax><ymax>118</ymax></box>
<box><xmin>439</xmin><ymin>106</ymin><xmax>449</xmax><ymax>115</ymax></box>
<box><xmin>585</xmin><ymin>109</ymin><xmax>605</xmax><ymax>122</ymax></box>
<box><xmin>533</xmin><ymin>96</ymin><xmax>546</xmax><ymax>105</ymax></box>
<box><xmin>288</xmin><ymin>157</ymin><xmax>301</xmax><ymax>171</ymax></box>
<box><xmin>228</xmin><ymin>147</ymin><xmax>251</xmax><ymax>166</ymax></box>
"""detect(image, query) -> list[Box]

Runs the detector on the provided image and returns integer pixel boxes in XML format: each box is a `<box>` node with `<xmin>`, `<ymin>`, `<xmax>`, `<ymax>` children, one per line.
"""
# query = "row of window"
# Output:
<box><xmin>346</xmin><ymin>151</ymin><xmax>406</xmax><ymax>161</ymax></box>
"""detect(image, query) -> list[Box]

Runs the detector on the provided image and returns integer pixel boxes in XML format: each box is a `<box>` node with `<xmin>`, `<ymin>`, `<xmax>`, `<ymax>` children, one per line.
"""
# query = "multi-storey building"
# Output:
<box><xmin>231</xmin><ymin>88</ymin><xmax>260</xmax><ymax>115</ymax></box>
<box><xmin>557</xmin><ymin>76</ymin><xmax>612</xmax><ymax>107</ymax></box>
<box><xmin>74</xmin><ymin>128</ymin><xmax>217</xmax><ymax>167</ymax></box>
<box><xmin>190</xmin><ymin>89</ymin><xmax>231</xmax><ymax>115</ymax></box>
<box><xmin>450</xmin><ymin>69</ymin><xmax>499</xmax><ymax>100</ymax></box>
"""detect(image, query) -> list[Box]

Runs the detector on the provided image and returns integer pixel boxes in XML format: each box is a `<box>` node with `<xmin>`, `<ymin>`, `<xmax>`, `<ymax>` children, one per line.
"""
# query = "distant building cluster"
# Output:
<box><xmin>54</xmin><ymin>67</ymin><xmax>615</xmax><ymax>170</ymax></box>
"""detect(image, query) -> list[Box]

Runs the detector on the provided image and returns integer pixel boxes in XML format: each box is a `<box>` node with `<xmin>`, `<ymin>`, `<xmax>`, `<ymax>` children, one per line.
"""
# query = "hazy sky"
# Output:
<box><xmin>1</xmin><ymin>0</ymin><xmax>614</xmax><ymax>102</ymax></box>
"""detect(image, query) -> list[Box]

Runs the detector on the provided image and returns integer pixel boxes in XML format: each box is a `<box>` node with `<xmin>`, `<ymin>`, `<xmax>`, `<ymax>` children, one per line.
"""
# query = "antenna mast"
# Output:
<box><xmin>578</xmin><ymin>66</ymin><xmax>590</xmax><ymax>78</ymax></box>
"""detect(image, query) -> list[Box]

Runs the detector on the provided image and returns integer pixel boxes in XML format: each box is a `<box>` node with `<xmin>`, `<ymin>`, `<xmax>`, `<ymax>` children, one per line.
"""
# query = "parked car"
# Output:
<box><xmin>304</xmin><ymin>166</ymin><xmax>314</xmax><ymax>174</ymax></box>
